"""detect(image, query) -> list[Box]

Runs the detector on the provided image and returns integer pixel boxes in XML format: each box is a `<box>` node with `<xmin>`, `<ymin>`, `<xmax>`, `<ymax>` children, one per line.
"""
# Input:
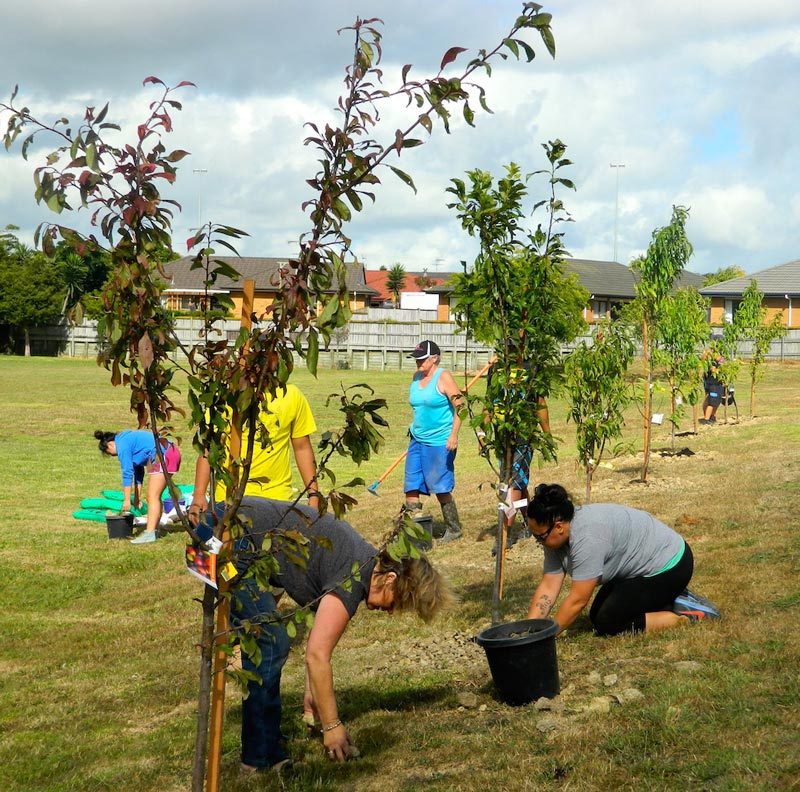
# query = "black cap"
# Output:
<box><xmin>408</xmin><ymin>340</ymin><xmax>441</xmax><ymax>360</ymax></box>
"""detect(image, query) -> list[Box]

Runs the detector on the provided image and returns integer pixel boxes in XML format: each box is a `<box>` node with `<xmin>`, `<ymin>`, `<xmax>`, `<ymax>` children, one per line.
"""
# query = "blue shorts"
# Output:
<box><xmin>403</xmin><ymin>437</ymin><xmax>456</xmax><ymax>495</ymax></box>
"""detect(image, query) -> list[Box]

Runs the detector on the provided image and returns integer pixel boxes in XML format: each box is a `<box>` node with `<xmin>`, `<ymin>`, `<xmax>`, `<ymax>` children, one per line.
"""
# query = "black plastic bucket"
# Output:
<box><xmin>475</xmin><ymin>618</ymin><xmax>560</xmax><ymax>705</ymax></box>
<box><xmin>106</xmin><ymin>513</ymin><xmax>134</xmax><ymax>540</ymax></box>
<box><xmin>410</xmin><ymin>514</ymin><xmax>433</xmax><ymax>551</ymax></box>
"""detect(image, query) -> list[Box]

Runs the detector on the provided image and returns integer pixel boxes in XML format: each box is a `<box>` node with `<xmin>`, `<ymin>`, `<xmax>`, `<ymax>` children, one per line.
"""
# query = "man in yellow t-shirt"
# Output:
<box><xmin>189</xmin><ymin>383</ymin><xmax>320</xmax><ymax>514</ymax></box>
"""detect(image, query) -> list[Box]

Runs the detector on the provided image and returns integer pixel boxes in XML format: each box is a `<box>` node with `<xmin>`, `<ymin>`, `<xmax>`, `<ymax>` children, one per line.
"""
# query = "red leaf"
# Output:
<box><xmin>440</xmin><ymin>46</ymin><xmax>467</xmax><ymax>70</ymax></box>
<box><xmin>142</xmin><ymin>76</ymin><xmax>165</xmax><ymax>86</ymax></box>
<box><xmin>175</xmin><ymin>80</ymin><xmax>196</xmax><ymax>88</ymax></box>
<box><xmin>394</xmin><ymin>129</ymin><xmax>403</xmax><ymax>154</ymax></box>
<box><xmin>186</xmin><ymin>235</ymin><xmax>198</xmax><ymax>250</ymax></box>
<box><xmin>402</xmin><ymin>64</ymin><xmax>412</xmax><ymax>83</ymax></box>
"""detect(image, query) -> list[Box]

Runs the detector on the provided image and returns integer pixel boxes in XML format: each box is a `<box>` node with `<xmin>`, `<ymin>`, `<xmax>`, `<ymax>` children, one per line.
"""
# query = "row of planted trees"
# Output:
<box><xmin>447</xmin><ymin>168</ymin><xmax>786</xmax><ymax>509</ymax></box>
<box><xmin>0</xmin><ymin>4</ymin><xmax>787</xmax><ymax>785</ymax></box>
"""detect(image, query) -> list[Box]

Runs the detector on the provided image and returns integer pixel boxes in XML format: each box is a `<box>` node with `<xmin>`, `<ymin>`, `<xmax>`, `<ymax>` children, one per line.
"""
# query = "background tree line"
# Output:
<box><xmin>0</xmin><ymin>226</ymin><xmax>178</xmax><ymax>354</ymax></box>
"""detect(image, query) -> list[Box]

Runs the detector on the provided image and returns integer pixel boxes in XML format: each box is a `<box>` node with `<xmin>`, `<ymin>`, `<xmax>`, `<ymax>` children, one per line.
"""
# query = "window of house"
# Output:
<box><xmin>724</xmin><ymin>298</ymin><xmax>741</xmax><ymax>323</ymax></box>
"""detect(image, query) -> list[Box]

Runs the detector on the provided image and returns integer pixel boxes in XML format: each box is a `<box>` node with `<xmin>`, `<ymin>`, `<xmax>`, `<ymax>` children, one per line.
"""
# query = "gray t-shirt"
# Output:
<box><xmin>542</xmin><ymin>503</ymin><xmax>683</xmax><ymax>582</ymax></box>
<box><xmin>237</xmin><ymin>497</ymin><xmax>377</xmax><ymax>618</ymax></box>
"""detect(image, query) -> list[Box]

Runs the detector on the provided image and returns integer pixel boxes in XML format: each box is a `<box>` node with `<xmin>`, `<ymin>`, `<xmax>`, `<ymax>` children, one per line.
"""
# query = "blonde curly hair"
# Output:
<box><xmin>373</xmin><ymin>549</ymin><xmax>455</xmax><ymax>622</ymax></box>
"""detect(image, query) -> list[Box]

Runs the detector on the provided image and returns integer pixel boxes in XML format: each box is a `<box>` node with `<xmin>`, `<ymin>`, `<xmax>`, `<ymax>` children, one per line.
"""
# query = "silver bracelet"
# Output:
<box><xmin>322</xmin><ymin>718</ymin><xmax>342</xmax><ymax>732</ymax></box>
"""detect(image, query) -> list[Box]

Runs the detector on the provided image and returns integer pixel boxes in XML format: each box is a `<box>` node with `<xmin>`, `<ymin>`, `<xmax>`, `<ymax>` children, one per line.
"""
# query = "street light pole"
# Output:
<box><xmin>192</xmin><ymin>168</ymin><xmax>208</xmax><ymax>230</ymax></box>
<box><xmin>610</xmin><ymin>163</ymin><xmax>625</xmax><ymax>263</ymax></box>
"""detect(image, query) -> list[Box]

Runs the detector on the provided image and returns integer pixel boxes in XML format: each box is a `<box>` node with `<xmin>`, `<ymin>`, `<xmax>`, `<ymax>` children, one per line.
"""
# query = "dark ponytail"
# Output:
<box><xmin>94</xmin><ymin>430</ymin><xmax>116</xmax><ymax>455</ymax></box>
<box><xmin>527</xmin><ymin>483</ymin><xmax>575</xmax><ymax>527</ymax></box>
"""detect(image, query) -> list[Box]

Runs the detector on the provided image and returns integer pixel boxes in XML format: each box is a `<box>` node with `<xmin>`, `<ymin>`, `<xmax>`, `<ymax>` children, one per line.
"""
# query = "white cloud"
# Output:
<box><xmin>1</xmin><ymin>0</ymin><xmax>799</xmax><ymax>274</ymax></box>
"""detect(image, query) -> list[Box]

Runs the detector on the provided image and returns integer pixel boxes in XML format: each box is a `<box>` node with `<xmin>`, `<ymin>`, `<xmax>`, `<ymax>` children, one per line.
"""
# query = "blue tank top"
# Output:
<box><xmin>409</xmin><ymin>368</ymin><xmax>454</xmax><ymax>445</ymax></box>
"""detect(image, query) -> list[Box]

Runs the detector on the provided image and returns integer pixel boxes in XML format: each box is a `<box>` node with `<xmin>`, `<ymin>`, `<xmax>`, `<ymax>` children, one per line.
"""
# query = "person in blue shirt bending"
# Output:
<box><xmin>403</xmin><ymin>340</ymin><xmax>464</xmax><ymax>543</ymax></box>
<box><xmin>94</xmin><ymin>429</ymin><xmax>182</xmax><ymax>544</ymax></box>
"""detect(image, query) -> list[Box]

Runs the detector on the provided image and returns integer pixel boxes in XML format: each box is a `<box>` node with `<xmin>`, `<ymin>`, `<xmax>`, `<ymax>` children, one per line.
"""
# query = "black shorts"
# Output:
<box><xmin>589</xmin><ymin>543</ymin><xmax>694</xmax><ymax>636</ymax></box>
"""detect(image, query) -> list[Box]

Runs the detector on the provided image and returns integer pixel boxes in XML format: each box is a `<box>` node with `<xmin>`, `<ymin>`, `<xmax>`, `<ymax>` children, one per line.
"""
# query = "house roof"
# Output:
<box><xmin>364</xmin><ymin>269</ymin><xmax>449</xmax><ymax>302</ymax></box>
<box><xmin>162</xmin><ymin>257</ymin><xmax>377</xmax><ymax>295</ymax></box>
<box><xmin>699</xmin><ymin>259</ymin><xmax>800</xmax><ymax>297</ymax></box>
<box><xmin>426</xmin><ymin>258</ymin><xmax>704</xmax><ymax>299</ymax></box>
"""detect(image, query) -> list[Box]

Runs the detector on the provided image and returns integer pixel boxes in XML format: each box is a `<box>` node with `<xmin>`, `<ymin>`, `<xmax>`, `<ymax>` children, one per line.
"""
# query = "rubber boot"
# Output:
<box><xmin>439</xmin><ymin>500</ymin><xmax>462</xmax><ymax>543</ymax></box>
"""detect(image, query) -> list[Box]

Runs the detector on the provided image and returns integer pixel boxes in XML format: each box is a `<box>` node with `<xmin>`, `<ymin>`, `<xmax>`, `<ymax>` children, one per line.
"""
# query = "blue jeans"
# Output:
<box><xmin>231</xmin><ymin>579</ymin><xmax>291</xmax><ymax>767</ymax></box>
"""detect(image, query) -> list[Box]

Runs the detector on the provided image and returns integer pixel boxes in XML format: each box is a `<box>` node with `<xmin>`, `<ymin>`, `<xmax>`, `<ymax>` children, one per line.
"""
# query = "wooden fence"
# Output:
<box><xmin>16</xmin><ymin>316</ymin><xmax>800</xmax><ymax>365</ymax></box>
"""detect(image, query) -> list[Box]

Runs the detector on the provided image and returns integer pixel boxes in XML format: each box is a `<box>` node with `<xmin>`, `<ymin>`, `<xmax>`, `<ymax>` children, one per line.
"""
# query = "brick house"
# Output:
<box><xmin>699</xmin><ymin>259</ymin><xmax>800</xmax><ymax>328</ymax></box>
<box><xmin>161</xmin><ymin>257</ymin><xmax>376</xmax><ymax>316</ymax></box>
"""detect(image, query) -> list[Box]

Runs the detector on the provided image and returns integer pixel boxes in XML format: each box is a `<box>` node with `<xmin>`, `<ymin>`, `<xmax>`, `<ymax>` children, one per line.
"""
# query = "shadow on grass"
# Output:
<box><xmin>223</xmin><ymin>680</ymin><xmax>452</xmax><ymax>789</ymax></box>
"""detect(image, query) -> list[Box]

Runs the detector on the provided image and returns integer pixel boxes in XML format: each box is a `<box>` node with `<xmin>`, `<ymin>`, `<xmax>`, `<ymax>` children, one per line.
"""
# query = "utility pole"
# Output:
<box><xmin>192</xmin><ymin>168</ymin><xmax>208</xmax><ymax>230</ymax></box>
<box><xmin>610</xmin><ymin>163</ymin><xmax>625</xmax><ymax>263</ymax></box>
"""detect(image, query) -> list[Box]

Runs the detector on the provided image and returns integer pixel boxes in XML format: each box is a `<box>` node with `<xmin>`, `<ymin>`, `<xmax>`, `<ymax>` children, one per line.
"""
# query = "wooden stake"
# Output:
<box><xmin>206</xmin><ymin>279</ymin><xmax>254</xmax><ymax>791</ymax></box>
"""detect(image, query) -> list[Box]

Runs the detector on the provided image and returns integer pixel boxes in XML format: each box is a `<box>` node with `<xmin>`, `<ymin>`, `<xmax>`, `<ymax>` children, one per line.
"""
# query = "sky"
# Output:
<box><xmin>1</xmin><ymin>0</ymin><xmax>799</xmax><ymax>276</ymax></box>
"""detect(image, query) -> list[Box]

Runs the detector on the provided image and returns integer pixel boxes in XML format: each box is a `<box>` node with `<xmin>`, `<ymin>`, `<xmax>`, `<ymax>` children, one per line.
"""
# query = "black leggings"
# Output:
<box><xmin>589</xmin><ymin>543</ymin><xmax>694</xmax><ymax>636</ymax></box>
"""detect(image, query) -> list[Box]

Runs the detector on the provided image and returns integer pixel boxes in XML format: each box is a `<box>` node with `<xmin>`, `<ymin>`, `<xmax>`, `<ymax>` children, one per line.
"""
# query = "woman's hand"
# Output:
<box><xmin>323</xmin><ymin>723</ymin><xmax>357</xmax><ymax>762</ymax></box>
<box><xmin>187</xmin><ymin>499</ymin><xmax>208</xmax><ymax>527</ymax></box>
<box><xmin>445</xmin><ymin>431</ymin><xmax>459</xmax><ymax>451</ymax></box>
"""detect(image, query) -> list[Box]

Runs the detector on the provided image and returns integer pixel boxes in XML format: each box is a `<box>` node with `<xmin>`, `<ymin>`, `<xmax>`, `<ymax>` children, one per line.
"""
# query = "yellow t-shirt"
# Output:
<box><xmin>214</xmin><ymin>384</ymin><xmax>317</xmax><ymax>502</ymax></box>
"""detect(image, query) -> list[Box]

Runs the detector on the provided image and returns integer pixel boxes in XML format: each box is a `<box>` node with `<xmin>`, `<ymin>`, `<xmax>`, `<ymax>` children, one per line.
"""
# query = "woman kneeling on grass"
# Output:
<box><xmin>198</xmin><ymin>497</ymin><xmax>453</xmax><ymax>775</ymax></box>
<box><xmin>526</xmin><ymin>484</ymin><xmax>715</xmax><ymax>636</ymax></box>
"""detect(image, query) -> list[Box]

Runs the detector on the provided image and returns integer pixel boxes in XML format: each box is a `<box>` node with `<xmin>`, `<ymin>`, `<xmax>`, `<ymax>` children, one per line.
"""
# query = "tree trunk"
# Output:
<box><xmin>585</xmin><ymin>465</ymin><xmax>593</xmax><ymax>504</ymax></box>
<box><xmin>491</xmin><ymin>507</ymin><xmax>506</xmax><ymax>626</ymax></box>
<box><xmin>191</xmin><ymin>585</ymin><xmax>218</xmax><ymax>791</ymax></box>
<box><xmin>24</xmin><ymin>327</ymin><xmax>31</xmax><ymax>357</ymax></box>
<box><xmin>641</xmin><ymin>321</ymin><xmax>652</xmax><ymax>482</ymax></box>
<box><xmin>491</xmin><ymin>443</ymin><xmax>514</xmax><ymax>625</ymax></box>
<box><xmin>670</xmin><ymin>386</ymin><xmax>676</xmax><ymax>453</ymax></box>
<box><xmin>750</xmin><ymin>373</ymin><xmax>756</xmax><ymax>417</ymax></box>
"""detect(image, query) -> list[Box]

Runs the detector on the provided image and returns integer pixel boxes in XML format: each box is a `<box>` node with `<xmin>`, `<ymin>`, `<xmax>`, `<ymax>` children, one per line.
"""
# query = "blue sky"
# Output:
<box><xmin>1</xmin><ymin>0</ymin><xmax>799</xmax><ymax>275</ymax></box>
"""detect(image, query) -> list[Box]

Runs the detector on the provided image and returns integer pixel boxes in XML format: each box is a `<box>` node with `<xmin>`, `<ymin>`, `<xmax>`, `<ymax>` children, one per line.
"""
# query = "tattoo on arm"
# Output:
<box><xmin>535</xmin><ymin>594</ymin><xmax>553</xmax><ymax>617</ymax></box>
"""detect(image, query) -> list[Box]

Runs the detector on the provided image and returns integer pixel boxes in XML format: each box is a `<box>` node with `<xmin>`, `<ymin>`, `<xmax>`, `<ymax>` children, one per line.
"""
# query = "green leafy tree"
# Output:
<box><xmin>628</xmin><ymin>205</ymin><xmax>693</xmax><ymax>481</ymax></box>
<box><xmin>703</xmin><ymin>265</ymin><xmax>745</xmax><ymax>286</ymax></box>
<box><xmin>653</xmin><ymin>287</ymin><xmax>710</xmax><ymax>449</ymax></box>
<box><xmin>0</xmin><ymin>230</ymin><xmax>64</xmax><ymax>354</ymax></box>
<box><xmin>564</xmin><ymin>319</ymin><xmax>636</xmax><ymax>502</ymax></box>
<box><xmin>3</xmin><ymin>6</ymin><xmax>558</xmax><ymax>786</ymax></box>
<box><xmin>735</xmin><ymin>280</ymin><xmax>786</xmax><ymax>416</ymax></box>
<box><xmin>448</xmin><ymin>145</ymin><xmax>588</xmax><ymax>621</ymax></box>
<box><xmin>386</xmin><ymin>262</ymin><xmax>406</xmax><ymax>306</ymax></box>
<box><xmin>716</xmin><ymin>317</ymin><xmax>743</xmax><ymax>422</ymax></box>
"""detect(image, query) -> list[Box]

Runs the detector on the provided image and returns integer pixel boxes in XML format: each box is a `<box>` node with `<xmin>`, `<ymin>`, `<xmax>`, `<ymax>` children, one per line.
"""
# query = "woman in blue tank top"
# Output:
<box><xmin>403</xmin><ymin>340</ymin><xmax>464</xmax><ymax>543</ymax></box>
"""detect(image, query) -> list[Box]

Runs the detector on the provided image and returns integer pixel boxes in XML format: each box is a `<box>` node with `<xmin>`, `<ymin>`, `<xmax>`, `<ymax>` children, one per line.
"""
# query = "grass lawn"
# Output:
<box><xmin>1</xmin><ymin>355</ymin><xmax>799</xmax><ymax>791</ymax></box>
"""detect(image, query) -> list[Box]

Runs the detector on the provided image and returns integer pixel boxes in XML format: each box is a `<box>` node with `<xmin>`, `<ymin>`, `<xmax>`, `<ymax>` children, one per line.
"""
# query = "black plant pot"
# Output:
<box><xmin>106</xmin><ymin>513</ymin><xmax>134</xmax><ymax>540</ymax></box>
<box><xmin>475</xmin><ymin>618</ymin><xmax>560</xmax><ymax>705</ymax></box>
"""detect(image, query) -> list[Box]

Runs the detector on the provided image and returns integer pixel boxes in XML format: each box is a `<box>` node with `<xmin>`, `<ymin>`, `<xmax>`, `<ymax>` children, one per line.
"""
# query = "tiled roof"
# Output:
<box><xmin>426</xmin><ymin>258</ymin><xmax>704</xmax><ymax>299</ymax></box>
<box><xmin>700</xmin><ymin>259</ymin><xmax>800</xmax><ymax>296</ymax></box>
<box><xmin>162</xmin><ymin>257</ymin><xmax>377</xmax><ymax>294</ymax></box>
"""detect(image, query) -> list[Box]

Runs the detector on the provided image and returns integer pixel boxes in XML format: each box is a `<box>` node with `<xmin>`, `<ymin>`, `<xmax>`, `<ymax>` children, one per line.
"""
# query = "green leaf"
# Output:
<box><xmin>538</xmin><ymin>25</ymin><xmax>556</xmax><ymax>58</ymax></box>
<box><xmin>503</xmin><ymin>38</ymin><xmax>520</xmax><ymax>59</ymax></box>
<box><xmin>85</xmin><ymin>142</ymin><xmax>98</xmax><ymax>172</ymax></box>
<box><xmin>46</xmin><ymin>193</ymin><xmax>63</xmax><ymax>214</ymax></box>
<box><xmin>389</xmin><ymin>166</ymin><xmax>417</xmax><ymax>194</ymax></box>
<box><xmin>306</xmin><ymin>329</ymin><xmax>319</xmax><ymax>376</ymax></box>
<box><xmin>463</xmin><ymin>103</ymin><xmax>475</xmax><ymax>127</ymax></box>
<box><xmin>332</xmin><ymin>197</ymin><xmax>351</xmax><ymax>221</ymax></box>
